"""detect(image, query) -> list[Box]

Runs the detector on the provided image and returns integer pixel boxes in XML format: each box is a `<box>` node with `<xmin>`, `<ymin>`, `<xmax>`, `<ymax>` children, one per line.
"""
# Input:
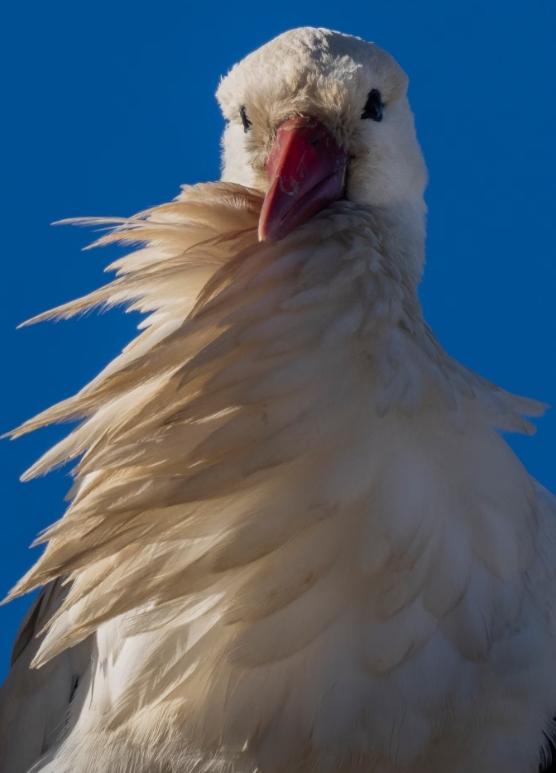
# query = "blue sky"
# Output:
<box><xmin>0</xmin><ymin>1</ymin><xmax>554</xmax><ymax>677</ymax></box>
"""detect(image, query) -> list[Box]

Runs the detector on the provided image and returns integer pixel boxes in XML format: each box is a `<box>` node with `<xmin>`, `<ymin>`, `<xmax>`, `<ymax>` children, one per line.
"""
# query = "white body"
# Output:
<box><xmin>1</xmin><ymin>28</ymin><xmax>555</xmax><ymax>773</ymax></box>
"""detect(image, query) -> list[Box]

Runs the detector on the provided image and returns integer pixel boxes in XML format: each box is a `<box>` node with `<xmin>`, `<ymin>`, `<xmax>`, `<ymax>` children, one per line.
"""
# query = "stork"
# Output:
<box><xmin>2</xmin><ymin>26</ymin><xmax>556</xmax><ymax>773</ymax></box>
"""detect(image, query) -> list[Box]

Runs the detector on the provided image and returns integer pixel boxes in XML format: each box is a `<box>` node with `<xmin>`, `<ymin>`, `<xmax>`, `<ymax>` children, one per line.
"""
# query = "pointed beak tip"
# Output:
<box><xmin>257</xmin><ymin>224</ymin><xmax>269</xmax><ymax>243</ymax></box>
<box><xmin>257</xmin><ymin>219</ymin><xmax>281</xmax><ymax>243</ymax></box>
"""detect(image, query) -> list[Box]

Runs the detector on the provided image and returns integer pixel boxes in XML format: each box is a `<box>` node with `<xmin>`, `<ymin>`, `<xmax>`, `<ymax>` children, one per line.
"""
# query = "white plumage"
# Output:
<box><xmin>1</xmin><ymin>27</ymin><xmax>556</xmax><ymax>773</ymax></box>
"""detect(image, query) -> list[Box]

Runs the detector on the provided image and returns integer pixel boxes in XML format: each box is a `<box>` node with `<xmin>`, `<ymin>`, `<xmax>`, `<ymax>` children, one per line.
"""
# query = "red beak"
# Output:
<box><xmin>258</xmin><ymin>115</ymin><xmax>348</xmax><ymax>242</ymax></box>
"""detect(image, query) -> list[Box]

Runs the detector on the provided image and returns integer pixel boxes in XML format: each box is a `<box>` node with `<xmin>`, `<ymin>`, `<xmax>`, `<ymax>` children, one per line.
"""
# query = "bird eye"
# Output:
<box><xmin>361</xmin><ymin>89</ymin><xmax>384</xmax><ymax>122</ymax></box>
<box><xmin>239</xmin><ymin>105</ymin><xmax>252</xmax><ymax>133</ymax></box>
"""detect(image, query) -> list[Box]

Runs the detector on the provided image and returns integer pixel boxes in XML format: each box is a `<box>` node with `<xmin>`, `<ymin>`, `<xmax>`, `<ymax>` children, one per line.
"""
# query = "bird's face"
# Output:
<box><xmin>217</xmin><ymin>27</ymin><xmax>428</xmax><ymax>242</ymax></box>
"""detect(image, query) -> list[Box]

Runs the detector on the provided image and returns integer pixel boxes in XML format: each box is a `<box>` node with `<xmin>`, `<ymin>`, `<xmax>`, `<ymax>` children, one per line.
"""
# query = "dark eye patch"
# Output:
<box><xmin>361</xmin><ymin>89</ymin><xmax>384</xmax><ymax>122</ymax></box>
<box><xmin>239</xmin><ymin>105</ymin><xmax>252</xmax><ymax>133</ymax></box>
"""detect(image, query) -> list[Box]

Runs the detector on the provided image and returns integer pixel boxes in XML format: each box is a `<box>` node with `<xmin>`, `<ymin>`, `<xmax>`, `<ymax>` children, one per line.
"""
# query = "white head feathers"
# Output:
<box><xmin>217</xmin><ymin>27</ymin><xmax>428</xmax><ymax>277</ymax></box>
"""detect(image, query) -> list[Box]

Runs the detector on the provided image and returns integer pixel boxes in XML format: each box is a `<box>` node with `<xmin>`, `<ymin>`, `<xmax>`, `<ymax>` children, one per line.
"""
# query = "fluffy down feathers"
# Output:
<box><xmin>3</xmin><ymin>181</ymin><xmax>556</xmax><ymax>773</ymax></box>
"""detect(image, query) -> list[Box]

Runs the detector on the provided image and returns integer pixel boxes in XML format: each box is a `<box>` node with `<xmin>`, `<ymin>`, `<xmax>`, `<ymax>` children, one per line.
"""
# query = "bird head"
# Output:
<box><xmin>216</xmin><ymin>27</ymin><xmax>428</xmax><ymax>245</ymax></box>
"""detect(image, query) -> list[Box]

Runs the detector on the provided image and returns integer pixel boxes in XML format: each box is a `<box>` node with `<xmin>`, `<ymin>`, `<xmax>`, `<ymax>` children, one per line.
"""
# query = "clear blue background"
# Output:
<box><xmin>1</xmin><ymin>1</ymin><xmax>554</xmax><ymax>678</ymax></box>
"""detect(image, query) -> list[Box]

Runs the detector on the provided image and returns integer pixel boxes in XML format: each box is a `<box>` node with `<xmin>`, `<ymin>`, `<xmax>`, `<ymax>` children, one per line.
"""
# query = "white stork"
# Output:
<box><xmin>1</xmin><ymin>26</ymin><xmax>556</xmax><ymax>773</ymax></box>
